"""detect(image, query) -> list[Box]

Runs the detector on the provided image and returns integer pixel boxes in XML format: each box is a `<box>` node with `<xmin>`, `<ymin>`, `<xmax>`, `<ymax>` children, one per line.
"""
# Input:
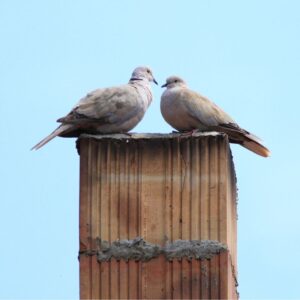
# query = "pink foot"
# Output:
<box><xmin>180</xmin><ymin>129</ymin><xmax>200</xmax><ymax>137</ymax></box>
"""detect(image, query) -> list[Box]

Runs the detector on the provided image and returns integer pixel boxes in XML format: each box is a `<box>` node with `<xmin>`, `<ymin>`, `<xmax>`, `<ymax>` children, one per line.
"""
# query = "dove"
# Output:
<box><xmin>161</xmin><ymin>76</ymin><xmax>270</xmax><ymax>157</ymax></box>
<box><xmin>31</xmin><ymin>66</ymin><xmax>157</xmax><ymax>150</ymax></box>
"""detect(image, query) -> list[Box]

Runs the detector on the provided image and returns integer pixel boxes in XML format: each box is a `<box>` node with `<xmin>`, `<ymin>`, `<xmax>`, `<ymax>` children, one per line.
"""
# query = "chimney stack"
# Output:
<box><xmin>77</xmin><ymin>132</ymin><xmax>238</xmax><ymax>299</ymax></box>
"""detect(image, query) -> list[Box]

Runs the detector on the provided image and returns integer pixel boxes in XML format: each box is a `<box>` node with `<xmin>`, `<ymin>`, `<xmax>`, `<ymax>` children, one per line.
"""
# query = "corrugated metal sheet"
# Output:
<box><xmin>78</xmin><ymin>133</ymin><xmax>238</xmax><ymax>299</ymax></box>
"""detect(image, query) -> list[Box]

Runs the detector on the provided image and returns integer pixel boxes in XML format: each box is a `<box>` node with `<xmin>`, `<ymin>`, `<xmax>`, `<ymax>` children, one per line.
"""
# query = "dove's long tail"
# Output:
<box><xmin>214</xmin><ymin>124</ymin><xmax>271</xmax><ymax>157</ymax></box>
<box><xmin>240</xmin><ymin>133</ymin><xmax>270</xmax><ymax>157</ymax></box>
<box><xmin>31</xmin><ymin>124</ymin><xmax>75</xmax><ymax>150</ymax></box>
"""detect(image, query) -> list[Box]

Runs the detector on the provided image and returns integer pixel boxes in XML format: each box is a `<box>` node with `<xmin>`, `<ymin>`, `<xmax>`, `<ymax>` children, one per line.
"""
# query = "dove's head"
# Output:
<box><xmin>161</xmin><ymin>76</ymin><xmax>187</xmax><ymax>89</ymax></box>
<box><xmin>130</xmin><ymin>66</ymin><xmax>158</xmax><ymax>85</ymax></box>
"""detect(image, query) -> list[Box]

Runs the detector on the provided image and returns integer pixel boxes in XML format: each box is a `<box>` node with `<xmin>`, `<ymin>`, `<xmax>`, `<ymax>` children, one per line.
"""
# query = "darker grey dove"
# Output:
<box><xmin>161</xmin><ymin>76</ymin><xmax>270</xmax><ymax>157</ymax></box>
<box><xmin>32</xmin><ymin>66</ymin><xmax>157</xmax><ymax>150</ymax></box>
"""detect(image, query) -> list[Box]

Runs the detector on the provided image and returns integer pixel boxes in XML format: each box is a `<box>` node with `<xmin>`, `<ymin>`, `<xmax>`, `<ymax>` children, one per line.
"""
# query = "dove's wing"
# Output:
<box><xmin>58</xmin><ymin>85</ymin><xmax>141</xmax><ymax>126</ymax></box>
<box><xmin>181</xmin><ymin>89</ymin><xmax>270</xmax><ymax>157</ymax></box>
<box><xmin>32</xmin><ymin>85</ymin><xmax>144</xmax><ymax>150</ymax></box>
<box><xmin>179</xmin><ymin>89</ymin><xmax>235</xmax><ymax>127</ymax></box>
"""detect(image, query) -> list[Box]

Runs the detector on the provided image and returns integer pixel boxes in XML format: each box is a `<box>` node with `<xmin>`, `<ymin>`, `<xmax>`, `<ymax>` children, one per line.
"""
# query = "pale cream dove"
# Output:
<box><xmin>32</xmin><ymin>66</ymin><xmax>157</xmax><ymax>150</ymax></box>
<box><xmin>161</xmin><ymin>76</ymin><xmax>270</xmax><ymax>157</ymax></box>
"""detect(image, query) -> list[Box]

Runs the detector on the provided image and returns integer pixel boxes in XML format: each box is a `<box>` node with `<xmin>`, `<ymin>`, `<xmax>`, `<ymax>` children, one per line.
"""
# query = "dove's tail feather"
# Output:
<box><xmin>240</xmin><ymin>134</ymin><xmax>270</xmax><ymax>157</ymax></box>
<box><xmin>213</xmin><ymin>124</ymin><xmax>271</xmax><ymax>157</ymax></box>
<box><xmin>31</xmin><ymin>124</ymin><xmax>75</xmax><ymax>150</ymax></box>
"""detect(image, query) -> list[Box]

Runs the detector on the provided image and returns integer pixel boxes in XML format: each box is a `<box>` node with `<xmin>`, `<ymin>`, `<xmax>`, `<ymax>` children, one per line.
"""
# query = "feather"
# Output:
<box><xmin>31</xmin><ymin>124</ymin><xmax>75</xmax><ymax>150</ymax></box>
<box><xmin>214</xmin><ymin>124</ymin><xmax>270</xmax><ymax>157</ymax></box>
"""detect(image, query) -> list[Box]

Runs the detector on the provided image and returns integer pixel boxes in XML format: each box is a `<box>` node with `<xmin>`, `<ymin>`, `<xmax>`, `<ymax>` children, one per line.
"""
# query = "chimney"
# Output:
<box><xmin>77</xmin><ymin>132</ymin><xmax>238</xmax><ymax>299</ymax></box>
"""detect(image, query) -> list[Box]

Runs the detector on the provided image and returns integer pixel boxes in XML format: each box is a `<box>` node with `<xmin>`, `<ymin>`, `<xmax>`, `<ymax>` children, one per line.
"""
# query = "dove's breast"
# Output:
<box><xmin>133</xmin><ymin>82</ymin><xmax>153</xmax><ymax>110</ymax></box>
<box><xmin>161</xmin><ymin>88</ymin><xmax>206</xmax><ymax>131</ymax></box>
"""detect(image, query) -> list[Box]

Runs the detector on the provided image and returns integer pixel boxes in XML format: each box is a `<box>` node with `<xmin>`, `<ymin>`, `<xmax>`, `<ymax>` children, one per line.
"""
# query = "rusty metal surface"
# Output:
<box><xmin>79</xmin><ymin>134</ymin><xmax>238</xmax><ymax>299</ymax></box>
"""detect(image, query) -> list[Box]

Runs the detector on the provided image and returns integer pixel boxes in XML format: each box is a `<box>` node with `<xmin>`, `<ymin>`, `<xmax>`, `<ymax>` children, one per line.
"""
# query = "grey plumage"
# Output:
<box><xmin>161</xmin><ymin>76</ymin><xmax>270</xmax><ymax>157</ymax></box>
<box><xmin>32</xmin><ymin>66</ymin><xmax>157</xmax><ymax>150</ymax></box>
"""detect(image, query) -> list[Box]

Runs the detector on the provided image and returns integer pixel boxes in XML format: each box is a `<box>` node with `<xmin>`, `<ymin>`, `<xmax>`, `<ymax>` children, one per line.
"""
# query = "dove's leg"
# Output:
<box><xmin>122</xmin><ymin>132</ymin><xmax>133</xmax><ymax>137</ymax></box>
<box><xmin>178</xmin><ymin>129</ymin><xmax>202</xmax><ymax>137</ymax></box>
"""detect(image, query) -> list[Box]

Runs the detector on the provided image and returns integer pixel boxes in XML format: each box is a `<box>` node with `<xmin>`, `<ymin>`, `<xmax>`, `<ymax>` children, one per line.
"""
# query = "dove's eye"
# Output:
<box><xmin>147</xmin><ymin>69</ymin><xmax>151</xmax><ymax>73</ymax></box>
<box><xmin>174</xmin><ymin>80</ymin><xmax>178</xmax><ymax>83</ymax></box>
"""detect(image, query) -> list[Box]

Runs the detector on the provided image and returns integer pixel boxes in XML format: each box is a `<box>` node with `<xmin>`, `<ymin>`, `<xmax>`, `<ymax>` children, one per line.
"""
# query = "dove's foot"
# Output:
<box><xmin>122</xmin><ymin>132</ymin><xmax>133</xmax><ymax>137</ymax></box>
<box><xmin>180</xmin><ymin>129</ymin><xmax>201</xmax><ymax>137</ymax></box>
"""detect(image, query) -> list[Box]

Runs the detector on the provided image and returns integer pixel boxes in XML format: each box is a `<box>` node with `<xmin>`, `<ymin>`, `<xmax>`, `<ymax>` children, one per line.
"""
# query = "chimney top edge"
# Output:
<box><xmin>78</xmin><ymin>131</ymin><xmax>225</xmax><ymax>141</ymax></box>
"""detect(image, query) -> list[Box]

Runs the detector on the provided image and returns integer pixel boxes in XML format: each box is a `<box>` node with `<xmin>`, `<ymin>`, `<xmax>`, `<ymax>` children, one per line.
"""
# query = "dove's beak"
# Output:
<box><xmin>153</xmin><ymin>78</ymin><xmax>158</xmax><ymax>85</ymax></box>
<box><xmin>161</xmin><ymin>82</ymin><xmax>167</xmax><ymax>88</ymax></box>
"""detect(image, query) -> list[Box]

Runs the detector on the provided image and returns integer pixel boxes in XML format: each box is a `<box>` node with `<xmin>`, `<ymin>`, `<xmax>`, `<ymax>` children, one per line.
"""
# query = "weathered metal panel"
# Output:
<box><xmin>78</xmin><ymin>133</ymin><xmax>238</xmax><ymax>299</ymax></box>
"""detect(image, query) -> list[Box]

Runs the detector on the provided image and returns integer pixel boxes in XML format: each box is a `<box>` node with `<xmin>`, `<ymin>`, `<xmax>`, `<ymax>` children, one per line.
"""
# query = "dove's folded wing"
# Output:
<box><xmin>181</xmin><ymin>89</ymin><xmax>236</xmax><ymax>127</ymax></box>
<box><xmin>58</xmin><ymin>85</ymin><xmax>140</xmax><ymax>125</ymax></box>
<box><xmin>171</xmin><ymin>88</ymin><xmax>270</xmax><ymax>157</ymax></box>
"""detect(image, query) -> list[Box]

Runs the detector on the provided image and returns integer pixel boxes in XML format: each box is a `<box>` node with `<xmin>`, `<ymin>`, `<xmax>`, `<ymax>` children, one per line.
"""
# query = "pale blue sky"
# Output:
<box><xmin>0</xmin><ymin>0</ymin><xmax>299</xmax><ymax>299</ymax></box>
